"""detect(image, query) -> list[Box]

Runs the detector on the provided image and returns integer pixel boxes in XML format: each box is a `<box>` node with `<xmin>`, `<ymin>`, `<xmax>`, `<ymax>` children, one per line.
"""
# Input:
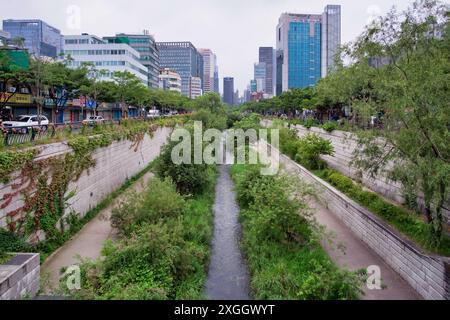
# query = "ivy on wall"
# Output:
<box><xmin>0</xmin><ymin>118</ymin><xmax>183</xmax><ymax>244</ymax></box>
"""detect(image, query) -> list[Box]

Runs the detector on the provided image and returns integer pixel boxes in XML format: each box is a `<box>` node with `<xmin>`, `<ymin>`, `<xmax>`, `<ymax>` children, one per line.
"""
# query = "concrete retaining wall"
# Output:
<box><xmin>262</xmin><ymin>120</ymin><xmax>450</xmax><ymax>223</ymax></box>
<box><xmin>258</xmin><ymin>141</ymin><xmax>450</xmax><ymax>300</ymax></box>
<box><xmin>0</xmin><ymin>127</ymin><xmax>172</xmax><ymax>241</ymax></box>
<box><xmin>0</xmin><ymin>253</ymin><xmax>40</xmax><ymax>300</ymax></box>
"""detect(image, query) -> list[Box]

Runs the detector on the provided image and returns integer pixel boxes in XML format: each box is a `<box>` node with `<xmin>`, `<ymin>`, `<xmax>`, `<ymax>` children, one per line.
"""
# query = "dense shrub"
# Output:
<box><xmin>231</xmin><ymin>164</ymin><xmax>362</xmax><ymax>299</ymax></box>
<box><xmin>232</xmin><ymin>113</ymin><xmax>262</xmax><ymax>131</ymax></box>
<box><xmin>295</xmin><ymin>134</ymin><xmax>334</xmax><ymax>170</ymax></box>
<box><xmin>155</xmin><ymin>139</ymin><xmax>210</xmax><ymax>195</ymax></box>
<box><xmin>303</xmin><ymin>118</ymin><xmax>317</xmax><ymax>129</ymax></box>
<box><xmin>192</xmin><ymin>109</ymin><xmax>227</xmax><ymax>130</ymax></box>
<box><xmin>0</xmin><ymin>229</ymin><xmax>30</xmax><ymax>253</ymax></box>
<box><xmin>64</xmin><ymin>172</ymin><xmax>216</xmax><ymax>300</ymax></box>
<box><xmin>111</xmin><ymin>178</ymin><xmax>185</xmax><ymax>237</ymax></box>
<box><xmin>322</xmin><ymin>121</ymin><xmax>338</xmax><ymax>133</ymax></box>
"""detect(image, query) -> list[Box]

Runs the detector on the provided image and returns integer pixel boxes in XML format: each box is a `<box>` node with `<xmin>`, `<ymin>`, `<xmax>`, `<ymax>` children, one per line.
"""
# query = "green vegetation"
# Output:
<box><xmin>275</xmin><ymin>123</ymin><xmax>450</xmax><ymax>256</ymax></box>
<box><xmin>315</xmin><ymin>169</ymin><xmax>450</xmax><ymax>256</ymax></box>
<box><xmin>62</xmin><ymin>166</ymin><xmax>217</xmax><ymax>300</ymax></box>
<box><xmin>231</xmin><ymin>164</ymin><xmax>363</xmax><ymax>299</ymax></box>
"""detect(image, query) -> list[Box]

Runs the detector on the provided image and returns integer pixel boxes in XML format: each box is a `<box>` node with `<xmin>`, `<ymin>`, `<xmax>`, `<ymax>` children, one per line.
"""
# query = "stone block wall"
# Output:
<box><xmin>261</xmin><ymin>120</ymin><xmax>450</xmax><ymax>223</ymax></box>
<box><xmin>0</xmin><ymin>127</ymin><xmax>172</xmax><ymax>239</ymax></box>
<box><xmin>258</xmin><ymin>141</ymin><xmax>450</xmax><ymax>300</ymax></box>
<box><xmin>0</xmin><ymin>253</ymin><xmax>40</xmax><ymax>300</ymax></box>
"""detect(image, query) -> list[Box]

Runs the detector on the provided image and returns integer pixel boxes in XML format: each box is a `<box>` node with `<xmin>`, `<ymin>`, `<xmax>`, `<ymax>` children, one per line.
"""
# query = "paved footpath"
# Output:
<box><xmin>41</xmin><ymin>171</ymin><xmax>154</xmax><ymax>293</ymax></box>
<box><xmin>311</xmin><ymin>201</ymin><xmax>421</xmax><ymax>300</ymax></box>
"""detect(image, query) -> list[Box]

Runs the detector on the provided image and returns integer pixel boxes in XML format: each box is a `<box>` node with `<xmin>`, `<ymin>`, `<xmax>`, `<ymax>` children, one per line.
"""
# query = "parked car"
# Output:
<box><xmin>147</xmin><ymin>110</ymin><xmax>161</xmax><ymax>119</ymax></box>
<box><xmin>3</xmin><ymin>115</ymin><xmax>49</xmax><ymax>132</ymax></box>
<box><xmin>82</xmin><ymin>116</ymin><xmax>105</xmax><ymax>125</ymax></box>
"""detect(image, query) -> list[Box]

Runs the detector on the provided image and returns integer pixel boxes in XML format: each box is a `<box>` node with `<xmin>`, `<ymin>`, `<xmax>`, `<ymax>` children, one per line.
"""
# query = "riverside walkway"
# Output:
<box><xmin>40</xmin><ymin>172</ymin><xmax>154</xmax><ymax>293</ymax></box>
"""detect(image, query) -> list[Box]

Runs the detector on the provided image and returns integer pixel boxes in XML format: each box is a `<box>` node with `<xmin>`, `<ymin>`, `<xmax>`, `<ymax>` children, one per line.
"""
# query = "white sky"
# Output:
<box><xmin>1</xmin><ymin>0</ymin><xmax>417</xmax><ymax>94</ymax></box>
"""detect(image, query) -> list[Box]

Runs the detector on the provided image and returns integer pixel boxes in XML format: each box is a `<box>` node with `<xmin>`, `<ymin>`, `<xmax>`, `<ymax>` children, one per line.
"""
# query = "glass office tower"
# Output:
<box><xmin>223</xmin><ymin>77</ymin><xmax>234</xmax><ymax>105</ymax></box>
<box><xmin>157</xmin><ymin>42</ymin><xmax>203</xmax><ymax>96</ymax></box>
<box><xmin>321</xmin><ymin>5</ymin><xmax>341</xmax><ymax>77</ymax></box>
<box><xmin>276</xmin><ymin>5</ymin><xmax>341</xmax><ymax>95</ymax></box>
<box><xmin>258</xmin><ymin>47</ymin><xmax>275</xmax><ymax>95</ymax></box>
<box><xmin>3</xmin><ymin>19</ymin><xmax>61</xmax><ymax>58</ymax></box>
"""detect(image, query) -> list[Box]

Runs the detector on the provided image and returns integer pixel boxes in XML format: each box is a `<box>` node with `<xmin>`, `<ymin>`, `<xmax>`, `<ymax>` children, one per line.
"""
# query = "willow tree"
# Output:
<box><xmin>335</xmin><ymin>0</ymin><xmax>450</xmax><ymax>245</ymax></box>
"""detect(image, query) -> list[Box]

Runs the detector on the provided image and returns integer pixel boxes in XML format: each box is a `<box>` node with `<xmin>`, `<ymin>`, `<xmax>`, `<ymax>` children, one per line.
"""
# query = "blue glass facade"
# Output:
<box><xmin>3</xmin><ymin>19</ymin><xmax>61</xmax><ymax>58</ymax></box>
<box><xmin>287</xmin><ymin>21</ymin><xmax>321</xmax><ymax>89</ymax></box>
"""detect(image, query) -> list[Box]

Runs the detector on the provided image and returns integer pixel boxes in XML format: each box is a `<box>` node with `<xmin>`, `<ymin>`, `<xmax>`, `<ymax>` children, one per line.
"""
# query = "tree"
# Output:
<box><xmin>78</xmin><ymin>63</ymin><xmax>116</xmax><ymax>117</ymax></box>
<box><xmin>112</xmin><ymin>71</ymin><xmax>146</xmax><ymax>119</ymax></box>
<box><xmin>0</xmin><ymin>50</ymin><xmax>30</xmax><ymax>119</ymax></box>
<box><xmin>330</xmin><ymin>0</ymin><xmax>450</xmax><ymax>244</ymax></box>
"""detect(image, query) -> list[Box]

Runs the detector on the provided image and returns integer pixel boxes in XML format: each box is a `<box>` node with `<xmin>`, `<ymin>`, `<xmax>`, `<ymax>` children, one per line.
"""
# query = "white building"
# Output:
<box><xmin>159</xmin><ymin>68</ymin><xmax>182</xmax><ymax>93</ymax></box>
<box><xmin>62</xmin><ymin>34</ymin><xmax>148</xmax><ymax>84</ymax></box>
<box><xmin>198</xmin><ymin>48</ymin><xmax>217</xmax><ymax>94</ymax></box>
<box><xmin>189</xmin><ymin>76</ymin><xmax>202</xmax><ymax>99</ymax></box>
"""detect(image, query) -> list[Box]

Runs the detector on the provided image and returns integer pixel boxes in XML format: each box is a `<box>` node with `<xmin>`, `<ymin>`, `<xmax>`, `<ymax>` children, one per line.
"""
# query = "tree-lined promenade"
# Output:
<box><xmin>0</xmin><ymin>48</ymin><xmax>220</xmax><ymax>122</ymax></box>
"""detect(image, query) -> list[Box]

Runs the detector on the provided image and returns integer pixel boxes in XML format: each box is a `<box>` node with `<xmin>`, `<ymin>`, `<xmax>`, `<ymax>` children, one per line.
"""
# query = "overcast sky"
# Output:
<box><xmin>1</xmin><ymin>0</ymin><xmax>417</xmax><ymax>93</ymax></box>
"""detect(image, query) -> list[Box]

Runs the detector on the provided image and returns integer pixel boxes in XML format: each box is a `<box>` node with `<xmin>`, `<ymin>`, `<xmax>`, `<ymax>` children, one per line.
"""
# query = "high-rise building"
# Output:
<box><xmin>62</xmin><ymin>34</ymin><xmax>148</xmax><ymax>85</ymax></box>
<box><xmin>250</xmin><ymin>80</ymin><xmax>257</xmax><ymax>93</ymax></box>
<box><xmin>198</xmin><ymin>49</ymin><xmax>218</xmax><ymax>94</ymax></box>
<box><xmin>189</xmin><ymin>76</ymin><xmax>202</xmax><ymax>99</ymax></box>
<box><xmin>213</xmin><ymin>65</ymin><xmax>220</xmax><ymax>94</ymax></box>
<box><xmin>321</xmin><ymin>5</ymin><xmax>341</xmax><ymax>77</ymax></box>
<box><xmin>157</xmin><ymin>42</ymin><xmax>203</xmax><ymax>97</ymax></box>
<box><xmin>0</xmin><ymin>30</ymin><xmax>10</xmax><ymax>46</ymax></box>
<box><xmin>276</xmin><ymin>5</ymin><xmax>341</xmax><ymax>95</ymax></box>
<box><xmin>254</xmin><ymin>62</ymin><xmax>267</xmax><ymax>93</ymax></box>
<box><xmin>2</xmin><ymin>19</ymin><xmax>62</xmax><ymax>58</ymax></box>
<box><xmin>223</xmin><ymin>77</ymin><xmax>234</xmax><ymax>105</ymax></box>
<box><xmin>234</xmin><ymin>90</ymin><xmax>240</xmax><ymax>106</ymax></box>
<box><xmin>159</xmin><ymin>68</ymin><xmax>182</xmax><ymax>93</ymax></box>
<box><xmin>103</xmin><ymin>32</ymin><xmax>160</xmax><ymax>89</ymax></box>
<box><xmin>258</xmin><ymin>47</ymin><xmax>275</xmax><ymax>95</ymax></box>
<box><xmin>276</xmin><ymin>13</ymin><xmax>322</xmax><ymax>94</ymax></box>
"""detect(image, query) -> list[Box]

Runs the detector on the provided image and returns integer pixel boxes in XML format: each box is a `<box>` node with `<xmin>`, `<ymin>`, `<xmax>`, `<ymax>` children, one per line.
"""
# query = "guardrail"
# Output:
<box><xmin>1</xmin><ymin>120</ymin><xmax>116</xmax><ymax>147</ymax></box>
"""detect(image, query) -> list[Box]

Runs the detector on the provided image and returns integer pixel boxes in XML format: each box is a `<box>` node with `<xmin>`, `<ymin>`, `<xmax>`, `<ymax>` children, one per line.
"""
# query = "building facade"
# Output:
<box><xmin>254</xmin><ymin>62</ymin><xmax>267</xmax><ymax>93</ymax></box>
<box><xmin>198</xmin><ymin>48</ymin><xmax>218</xmax><ymax>94</ymax></box>
<box><xmin>258</xmin><ymin>47</ymin><xmax>275</xmax><ymax>95</ymax></box>
<box><xmin>223</xmin><ymin>77</ymin><xmax>234</xmax><ymax>105</ymax></box>
<box><xmin>159</xmin><ymin>68</ymin><xmax>182</xmax><ymax>93</ymax></box>
<box><xmin>214</xmin><ymin>64</ymin><xmax>220</xmax><ymax>94</ymax></box>
<box><xmin>3</xmin><ymin>19</ymin><xmax>62</xmax><ymax>58</ymax></box>
<box><xmin>157</xmin><ymin>42</ymin><xmax>203</xmax><ymax>97</ymax></box>
<box><xmin>0</xmin><ymin>30</ymin><xmax>10</xmax><ymax>46</ymax></box>
<box><xmin>189</xmin><ymin>76</ymin><xmax>202</xmax><ymax>99</ymax></box>
<box><xmin>103</xmin><ymin>32</ymin><xmax>160</xmax><ymax>89</ymax></box>
<box><xmin>62</xmin><ymin>34</ymin><xmax>148</xmax><ymax>85</ymax></box>
<box><xmin>276</xmin><ymin>5</ymin><xmax>341</xmax><ymax>95</ymax></box>
<box><xmin>321</xmin><ymin>5</ymin><xmax>341</xmax><ymax>77</ymax></box>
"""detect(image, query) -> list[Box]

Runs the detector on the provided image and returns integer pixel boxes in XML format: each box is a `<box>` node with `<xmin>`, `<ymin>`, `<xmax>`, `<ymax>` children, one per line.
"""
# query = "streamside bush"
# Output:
<box><xmin>111</xmin><ymin>178</ymin><xmax>185</xmax><ymax>237</ymax></box>
<box><xmin>63</xmin><ymin>172</ymin><xmax>216</xmax><ymax>300</ymax></box>
<box><xmin>155</xmin><ymin>139</ymin><xmax>210</xmax><ymax>195</ymax></box>
<box><xmin>231</xmin><ymin>164</ymin><xmax>363</xmax><ymax>300</ymax></box>
<box><xmin>295</xmin><ymin>134</ymin><xmax>334</xmax><ymax>170</ymax></box>
<box><xmin>322</xmin><ymin>121</ymin><xmax>338</xmax><ymax>133</ymax></box>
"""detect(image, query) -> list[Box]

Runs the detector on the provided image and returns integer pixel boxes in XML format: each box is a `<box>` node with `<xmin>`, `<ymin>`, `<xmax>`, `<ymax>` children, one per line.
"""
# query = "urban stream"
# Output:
<box><xmin>204</xmin><ymin>163</ymin><xmax>251</xmax><ymax>300</ymax></box>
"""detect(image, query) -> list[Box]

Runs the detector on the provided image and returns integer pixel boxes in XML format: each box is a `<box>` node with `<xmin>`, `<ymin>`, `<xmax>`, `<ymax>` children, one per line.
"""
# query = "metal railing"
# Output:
<box><xmin>1</xmin><ymin>120</ymin><xmax>116</xmax><ymax>147</ymax></box>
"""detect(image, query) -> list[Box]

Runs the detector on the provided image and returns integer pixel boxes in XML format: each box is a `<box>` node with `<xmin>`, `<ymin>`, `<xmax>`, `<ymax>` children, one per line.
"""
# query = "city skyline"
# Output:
<box><xmin>0</xmin><ymin>0</ymin><xmax>412</xmax><ymax>94</ymax></box>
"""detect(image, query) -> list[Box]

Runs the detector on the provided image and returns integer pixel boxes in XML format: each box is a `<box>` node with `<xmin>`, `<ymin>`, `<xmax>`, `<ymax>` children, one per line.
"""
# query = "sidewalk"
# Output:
<box><xmin>41</xmin><ymin>171</ymin><xmax>154</xmax><ymax>293</ymax></box>
<box><xmin>311</xmin><ymin>201</ymin><xmax>421</xmax><ymax>300</ymax></box>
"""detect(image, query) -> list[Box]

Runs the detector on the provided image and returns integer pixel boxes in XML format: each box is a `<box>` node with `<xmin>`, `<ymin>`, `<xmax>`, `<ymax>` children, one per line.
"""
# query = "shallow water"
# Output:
<box><xmin>204</xmin><ymin>164</ymin><xmax>251</xmax><ymax>300</ymax></box>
